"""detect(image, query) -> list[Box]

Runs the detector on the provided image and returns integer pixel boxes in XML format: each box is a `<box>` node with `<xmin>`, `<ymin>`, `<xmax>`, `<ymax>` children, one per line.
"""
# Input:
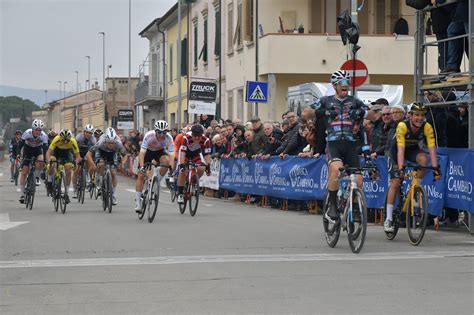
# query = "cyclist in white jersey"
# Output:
<box><xmin>134</xmin><ymin>120</ymin><xmax>173</xmax><ymax>212</ymax></box>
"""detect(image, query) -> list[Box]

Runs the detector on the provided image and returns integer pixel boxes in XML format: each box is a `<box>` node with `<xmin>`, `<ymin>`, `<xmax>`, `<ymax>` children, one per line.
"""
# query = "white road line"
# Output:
<box><xmin>0</xmin><ymin>213</ymin><xmax>29</xmax><ymax>231</ymax></box>
<box><xmin>0</xmin><ymin>251</ymin><xmax>471</xmax><ymax>269</ymax></box>
<box><xmin>0</xmin><ymin>173</ymin><xmax>4</xmax><ymax>177</ymax></box>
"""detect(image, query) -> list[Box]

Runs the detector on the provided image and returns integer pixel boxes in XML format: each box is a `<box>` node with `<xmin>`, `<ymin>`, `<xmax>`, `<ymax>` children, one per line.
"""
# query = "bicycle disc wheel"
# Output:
<box><xmin>60</xmin><ymin>173</ymin><xmax>67</xmax><ymax>214</ymax></box>
<box><xmin>322</xmin><ymin>192</ymin><xmax>341</xmax><ymax>248</ymax></box>
<box><xmin>189</xmin><ymin>174</ymin><xmax>199</xmax><ymax>217</ymax></box>
<box><xmin>347</xmin><ymin>188</ymin><xmax>367</xmax><ymax>254</ymax></box>
<box><xmin>147</xmin><ymin>177</ymin><xmax>159</xmax><ymax>223</ymax></box>
<box><xmin>383</xmin><ymin>190</ymin><xmax>401</xmax><ymax>240</ymax></box>
<box><xmin>406</xmin><ymin>185</ymin><xmax>428</xmax><ymax>246</ymax></box>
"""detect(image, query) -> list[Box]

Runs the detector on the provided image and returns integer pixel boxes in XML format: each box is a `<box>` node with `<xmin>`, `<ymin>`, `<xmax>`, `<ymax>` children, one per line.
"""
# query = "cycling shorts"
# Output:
<box><xmin>144</xmin><ymin>149</ymin><xmax>168</xmax><ymax>165</ymax></box>
<box><xmin>326</xmin><ymin>140</ymin><xmax>360</xmax><ymax>168</ymax></box>
<box><xmin>387</xmin><ymin>147</ymin><xmax>423</xmax><ymax>179</ymax></box>
<box><xmin>21</xmin><ymin>146</ymin><xmax>43</xmax><ymax>167</ymax></box>
<box><xmin>53</xmin><ymin>148</ymin><xmax>74</xmax><ymax>164</ymax></box>
<box><xmin>95</xmin><ymin>149</ymin><xmax>117</xmax><ymax>167</ymax></box>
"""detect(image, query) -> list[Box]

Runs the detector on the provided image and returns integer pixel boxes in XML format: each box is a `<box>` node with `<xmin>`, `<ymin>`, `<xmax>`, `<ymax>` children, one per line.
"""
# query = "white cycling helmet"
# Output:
<box><xmin>32</xmin><ymin>119</ymin><xmax>44</xmax><ymax>129</ymax></box>
<box><xmin>104</xmin><ymin>127</ymin><xmax>116</xmax><ymax>140</ymax></box>
<box><xmin>84</xmin><ymin>124</ymin><xmax>94</xmax><ymax>132</ymax></box>
<box><xmin>154</xmin><ymin>120</ymin><xmax>169</xmax><ymax>132</ymax></box>
<box><xmin>330</xmin><ymin>70</ymin><xmax>351</xmax><ymax>85</ymax></box>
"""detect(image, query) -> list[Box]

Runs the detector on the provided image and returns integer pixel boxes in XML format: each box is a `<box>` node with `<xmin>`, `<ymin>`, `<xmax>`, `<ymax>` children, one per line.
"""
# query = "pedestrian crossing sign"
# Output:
<box><xmin>246</xmin><ymin>81</ymin><xmax>268</xmax><ymax>103</ymax></box>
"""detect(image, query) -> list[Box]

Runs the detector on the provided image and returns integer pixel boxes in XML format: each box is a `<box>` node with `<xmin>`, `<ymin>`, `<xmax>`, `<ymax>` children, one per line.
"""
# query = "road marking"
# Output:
<box><xmin>0</xmin><ymin>173</ymin><xmax>4</xmax><ymax>177</ymax></box>
<box><xmin>0</xmin><ymin>251</ymin><xmax>471</xmax><ymax>269</ymax></box>
<box><xmin>0</xmin><ymin>213</ymin><xmax>29</xmax><ymax>231</ymax></box>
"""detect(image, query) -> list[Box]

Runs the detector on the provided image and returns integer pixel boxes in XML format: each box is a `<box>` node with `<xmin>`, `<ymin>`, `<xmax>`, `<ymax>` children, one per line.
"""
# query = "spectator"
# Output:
<box><xmin>352</xmin><ymin>121</ymin><xmax>370</xmax><ymax>157</ymax></box>
<box><xmin>233</xmin><ymin>118</ymin><xmax>242</xmax><ymax>125</ymax></box>
<box><xmin>275</xmin><ymin>112</ymin><xmax>302</xmax><ymax>158</ymax></box>
<box><xmin>272</xmin><ymin>121</ymin><xmax>282</xmax><ymax>131</ymax></box>
<box><xmin>371</xmin><ymin>105</ymin><xmax>394</xmax><ymax>157</ymax></box>
<box><xmin>211</xmin><ymin>134</ymin><xmax>227</xmax><ymax>159</ymax></box>
<box><xmin>199</xmin><ymin>114</ymin><xmax>213</xmax><ymax>128</ymax></box>
<box><xmin>240</xmin><ymin>130</ymin><xmax>257</xmax><ymax>159</ymax></box>
<box><xmin>430</xmin><ymin>1</ymin><xmax>451</xmax><ymax>71</ymax></box>
<box><xmin>170</xmin><ymin>128</ymin><xmax>179</xmax><ymax>140</ymax></box>
<box><xmin>230</xmin><ymin>125</ymin><xmax>246</xmax><ymax>157</ymax></box>
<box><xmin>424</xmin><ymin>90</ymin><xmax>448</xmax><ymax>147</ymax></box>
<box><xmin>384</xmin><ymin>104</ymin><xmax>406</xmax><ymax>155</ymax></box>
<box><xmin>250</xmin><ymin>116</ymin><xmax>266</xmax><ymax>154</ymax></box>
<box><xmin>281</xmin><ymin>119</ymin><xmax>290</xmax><ymax>132</ymax></box>
<box><xmin>300</xmin><ymin>107</ymin><xmax>316</xmax><ymax>124</ymax></box>
<box><xmin>261</xmin><ymin>122</ymin><xmax>284</xmax><ymax>159</ymax></box>
<box><xmin>457</xmin><ymin>103</ymin><xmax>469</xmax><ymax>148</ymax></box>
<box><xmin>446</xmin><ymin>106</ymin><xmax>461</xmax><ymax>147</ymax></box>
<box><xmin>298</xmin><ymin>121</ymin><xmax>318</xmax><ymax>157</ymax></box>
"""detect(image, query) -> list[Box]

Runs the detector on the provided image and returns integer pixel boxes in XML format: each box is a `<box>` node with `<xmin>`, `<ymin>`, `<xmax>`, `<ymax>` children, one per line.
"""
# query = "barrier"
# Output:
<box><xmin>218</xmin><ymin>149</ymin><xmax>474</xmax><ymax>215</ymax></box>
<box><xmin>199</xmin><ymin>158</ymin><xmax>220</xmax><ymax>190</ymax></box>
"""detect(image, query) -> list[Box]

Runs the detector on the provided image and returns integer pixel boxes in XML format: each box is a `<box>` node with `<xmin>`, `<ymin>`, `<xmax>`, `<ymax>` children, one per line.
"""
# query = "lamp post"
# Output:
<box><xmin>74</xmin><ymin>71</ymin><xmax>79</xmax><ymax>93</ymax></box>
<box><xmin>57</xmin><ymin>81</ymin><xmax>62</xmax><ymax>100</ymax></box>
<box><xmin>44</xmin><ymin>90</ymin><xmax>48</xmax><ymax>105</ymax></box>
<box><xmin>107</xmin><ymin>64</ymin><xmax>112</xmax><ymax>78</ymax></box>
<box><xmin>85</xmin><ymin>56</ymin><xmax>91</xmax><ymax>90</ymax></box>
<box><xmin>128</xmin><ymin>0</ymin><xmax>131</xmax><ymax>111</ymax></box>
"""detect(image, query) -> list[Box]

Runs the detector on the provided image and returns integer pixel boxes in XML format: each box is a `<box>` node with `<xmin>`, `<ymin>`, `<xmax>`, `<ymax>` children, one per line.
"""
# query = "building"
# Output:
<box><xmin>105</xmin><ymin>77</ymin><xmax>139</xmax><ymax>133</ymax></box>
<box><xmin>137</xmin><ymin>18</ymin><xmax>166</xmax><ymax>132</ymax></box>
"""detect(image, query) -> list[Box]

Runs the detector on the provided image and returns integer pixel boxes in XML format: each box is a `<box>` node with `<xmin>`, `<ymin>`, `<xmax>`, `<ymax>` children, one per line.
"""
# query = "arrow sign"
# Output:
<box><xmin>0</xmin><ymin>213</ymin><xmax>29</xmax><ymax>231</ymax></box>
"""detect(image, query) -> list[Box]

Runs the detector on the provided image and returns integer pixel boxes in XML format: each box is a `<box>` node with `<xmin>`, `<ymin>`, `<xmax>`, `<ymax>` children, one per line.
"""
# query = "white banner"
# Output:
<box><xmin>188</xmin><ymin>100</ymin><xmax>216</xmax><ymax>115</ymax></box>
<box><xmin>117</xmin><ymin>121</ymin><xmax>134</xmax><ymax>129</ymax></box>
<box><xmin>199</xmin><ymin>158</ymin><xmax>220</xmax><ymax>190</ymax></box>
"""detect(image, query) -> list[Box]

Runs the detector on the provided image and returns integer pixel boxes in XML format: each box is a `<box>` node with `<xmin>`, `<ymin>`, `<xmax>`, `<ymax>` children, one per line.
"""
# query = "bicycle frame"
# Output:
<box><xmin>400</xmin><ymin>170</ymin><xmax>423</xmax><ymax>217</ymax></box>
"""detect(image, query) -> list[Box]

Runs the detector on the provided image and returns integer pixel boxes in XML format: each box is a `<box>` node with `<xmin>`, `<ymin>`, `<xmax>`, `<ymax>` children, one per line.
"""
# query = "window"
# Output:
<box><xmin>169</xmin><ymin>44</ymin><xmax>173</xmax><ymax>83</ymax></box>
<box><xmin>374</xmin><ymin>0</ymin><xmax>401</xmax><ymax>35</ymax></box>
<box><xmin>244</xmin><ymin>0</ymin><xmax>253</xmax><ymax>42</ymax></box>
<box><xmin>214</xmin><ymin>8</ymin><xmax>221</xmax><ymax>57</ymax></box>
<box><xmin>234</xmin><ymin>1</ymin><xmax>243</xmax><ymax>49</ymax></box>
<box><xmin>170</xmin><ymin>113</ymin><xmax>176</xmax><ymax>129</ymax></box>
<box><xmin>193</xmin><ymin>22</ymin><xmax>198</xmax><ymax>68</ymax></box>
<box><xmin>199</xmin><ymin>19</ymin><xmax>208</xmax><ymax>63</ymax></box>
<box><xmin>376</xmin><ymin>0</ymin><xmax>386</xmax><ymax>34</ymax></box>
<box><xmin>227</xmin><ymin>3</ymin><xmax>234</xmax><ymax>54</ymax></box>
<box><xmin>181</xmin><ymin>38</ymin><xmax>188</xmax><ymax>76</ymax></box>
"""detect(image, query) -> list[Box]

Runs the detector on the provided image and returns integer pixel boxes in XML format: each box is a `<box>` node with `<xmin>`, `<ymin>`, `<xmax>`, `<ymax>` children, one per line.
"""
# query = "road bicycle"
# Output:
<box><xmin>383</xmin><ymin>163</ymin><xmax>438</xmax><ymax>246</ymax></box>
<box><xmin>178</xmin><ymin>162</ymin><xmax>202</xmax><ymax>217</ymax></box>
<box><xmin>22</xmin><ymin>157</ymin><xmax>44</xmax><ymax>210</ymax></box>
<box><xmin>50</xmin><ymin>160</ymin><xmax>69</xmax><ymax>214</ymax></box>
<box><xmin>322</xmin><ymin>164</ymin><xmax>379</xmax><ymax>254</ymax></box>
<box><xmin>12</xmin><ymin>156</ymin><xmax>21</xmax><ymax>186</ymax></box>
<box><xmin>88</xmin><ymin>171</ymin><xmax>100</xmax><ymax>200</ymax></box>
<box><xmin>75</xmin><ymin>159</ymin><xmax>87</xmax><ymax>204</ymax></box>
<box><xmin>99</xmin><ymin>162</ymin><xmax>114</xmax><ymax>213</ymax></box>
<box><xmin>167</xmin><ymin>168</ymin><xmax>179</xmax><ymax>203</ymax></box>
<box><xmin>137</xmin><ymin>162</ymin><xmax>169</xmax><ymax>223</ymax></box>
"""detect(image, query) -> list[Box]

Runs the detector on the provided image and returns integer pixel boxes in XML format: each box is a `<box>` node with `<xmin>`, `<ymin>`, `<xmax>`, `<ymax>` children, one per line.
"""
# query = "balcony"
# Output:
<box><xmin>258</xmin><ymin>33</ymin><xmax>438</xmax><ymax>76</ymax></box>
<box><xmin>135</xmin><ymin>77</ymin><xmax>164</xmax><ymax>106</ymax></box>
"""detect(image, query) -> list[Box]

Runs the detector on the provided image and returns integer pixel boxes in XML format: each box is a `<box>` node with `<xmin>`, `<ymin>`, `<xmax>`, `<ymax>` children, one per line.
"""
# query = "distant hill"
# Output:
<box><xmin>0</xmin><ymin>85</ymin><xmax>63</xmax><ymax>107</ymax></box>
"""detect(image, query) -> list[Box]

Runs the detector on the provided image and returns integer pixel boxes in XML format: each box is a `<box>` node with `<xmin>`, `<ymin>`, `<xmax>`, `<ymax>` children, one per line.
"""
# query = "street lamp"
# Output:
<box><xmin>57</xmin><ymin>81</ymin><xmax>62</xmax><ymax>100</ymax></box>
<box><xmin>44</xmin><ymin>90</ymin><xmax>48</xmax><ymax>105</ymax></box>
<box><xmin>107</xmin><ymin>64</ymin><xmax>112</xmax><ymax>79</ymax></box>
<box><xmin>74</xmin><ymin>71</ymin><xmax>79</xmax><ymax>93</ymax></box>
<box><xmin>85</xmin><ymin>56</ymin><xmax>91</xmax><ymax>90</ymax></box>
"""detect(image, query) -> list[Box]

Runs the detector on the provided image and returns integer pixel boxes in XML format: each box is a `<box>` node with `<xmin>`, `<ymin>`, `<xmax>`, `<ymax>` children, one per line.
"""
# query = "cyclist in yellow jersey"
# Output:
<box><xmin>46</xmin><ymin>129</ymin><xmax>81</xmax><ymax>203</ymax></box>
<box><xmin>384</xmin><ymin>103</ymin><xmax>441</xmax><ymax>232</ymax></box>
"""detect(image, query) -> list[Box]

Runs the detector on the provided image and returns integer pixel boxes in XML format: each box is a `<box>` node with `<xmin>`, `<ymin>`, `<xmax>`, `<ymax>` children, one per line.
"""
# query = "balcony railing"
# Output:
<box><xmin>135</xmin><ymin>79</ymin><xmax>163</xmax><ymax>104</ymax></box>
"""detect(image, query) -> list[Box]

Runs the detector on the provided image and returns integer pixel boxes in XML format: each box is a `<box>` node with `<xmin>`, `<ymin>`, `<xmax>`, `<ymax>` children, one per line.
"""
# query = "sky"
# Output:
<box><xmin>0</xmin><ymin>0</ymin><xmax>176</xmax><ymax>92</ymax></box>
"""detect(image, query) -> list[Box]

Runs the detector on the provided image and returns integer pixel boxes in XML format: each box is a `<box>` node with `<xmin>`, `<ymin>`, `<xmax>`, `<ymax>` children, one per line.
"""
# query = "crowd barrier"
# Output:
<box><xmin>212</xmin><ymin>148</ymin><xmax>474</xmax><ymax>216</ymax></box>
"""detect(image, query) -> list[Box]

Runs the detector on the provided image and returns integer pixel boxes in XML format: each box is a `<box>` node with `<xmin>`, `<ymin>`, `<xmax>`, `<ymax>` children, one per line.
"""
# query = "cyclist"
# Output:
<box><xmin>18</xmin><ymin>120</ymin><xmax>48</xmax><ymax>203</ymax></box>
<box><xmin>384</xmin><ymin>102</ymin><xmax>441</xmax><ymax>232</ymax></box>
<box><xmin>86</xmin><ymin>127</ymin><xmax>124</xmax><ymax>205</ymax></box>
<box><xmin>314</xmin><ymin>70</ymin><xmax>376</xmax><ymax>225</ymax></box>
<box><xmin>46</xmin><ymin>129</ymin><xmax>81</xmax><ymax>204</ymax></box>
<box><xmin>72</xmin><ymin>124</ymin><xmax>96</xmax><ymax>198</ymax></box>
<box><xmin>176</xmin><ymin>124</ymin><xmax>211</xmax><ymax>204</ymax></box>
<box><xmin>94</xmin><ymin>128</ymin><xmax>103</xmax><ymax>141</ymax></box>
<box><xmin>47</xmin><ymin>130</ymin><xmax>58</xmax><ymax>146</ymax></box>
<box><xmin>9</xmin><ymin>130</ymin><xmax>22</xmax><ymax>182</ymax></box>
<box><xmin>134</xmin><ymin>120</ymin><xmax>173</xmax><ymax>212</ymax></box>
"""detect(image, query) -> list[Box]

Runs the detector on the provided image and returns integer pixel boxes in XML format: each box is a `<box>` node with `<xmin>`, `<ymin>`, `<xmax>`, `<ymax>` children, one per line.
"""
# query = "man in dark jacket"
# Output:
<box><xmin>425</xmin><ymin>90</ymin><xmax>448</xmax><ymax>147</ymax></box>
<box><xmin>371</xmin><ymin>105</ymin><xmax>394</xmax><ymax>157</ymax></box>
<box><xmin>250</xmin><ymin>116</ymin><xmax>266</xmax><ymax>154</ymax></box>
<box><xmin>261</xmin><ymin>122</ymin><xmax>284</xmax><ymax>158</ymax></box>
<box><xmin>275</xmin><ymin>112</ymin><xmax>301</xmax><ymax>158</ymax></box>
<box><xmin>430</xmin><ymin>3</ymin><xmax>451</xmax><ymax>71</ymax></box>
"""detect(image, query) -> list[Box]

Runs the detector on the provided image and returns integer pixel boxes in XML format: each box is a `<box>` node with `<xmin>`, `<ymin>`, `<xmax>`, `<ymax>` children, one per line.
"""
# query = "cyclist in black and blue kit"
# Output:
<box><xmin>314</xmin><ymin>70</ymin><xmax>376</xmax><ymax>225</ymax></box>
<box><xmin>9</xmin><ymin>130</ymin><xmax>22</xmax><ymax>182</ymax></box>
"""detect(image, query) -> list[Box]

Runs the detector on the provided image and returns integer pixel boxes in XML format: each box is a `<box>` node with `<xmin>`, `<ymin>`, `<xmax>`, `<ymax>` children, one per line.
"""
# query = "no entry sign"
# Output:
<box><xmin>340</xmin><ymin>59</ymin><xmax>368</xmax><ymax>88</ymax></box>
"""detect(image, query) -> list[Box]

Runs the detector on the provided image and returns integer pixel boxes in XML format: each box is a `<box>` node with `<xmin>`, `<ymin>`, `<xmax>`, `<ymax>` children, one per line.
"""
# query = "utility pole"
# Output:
<box><xmin>99</xmin><ymin>32</ymin><xmax>107</xmax><ymax>128</ymax></box>
<box><xmin>74</xmin><ymin>71</ymin><xmax>79</xmax><ymax>93</ymax></box>
<box><xmin>177</xmin><ymin>0</ymin><xmax>182</xmax><ymax>128</ymax></box>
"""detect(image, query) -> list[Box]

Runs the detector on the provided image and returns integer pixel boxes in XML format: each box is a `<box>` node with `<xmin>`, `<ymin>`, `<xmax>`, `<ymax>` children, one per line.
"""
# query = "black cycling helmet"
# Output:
<box><xmin>191</xmin><ymin>124</ymin><xmax>204</xmax><ymax>135</ymax></box>
<box><xmin>94</xmin><ymin>128</ymin><xmax>103</xmax><ymax>137</ymax></box>
<box><xmin>48</xmin><ymin>130</ymin><xmax>57</xmax><ymax>138</ymax></box>
<box><xmin>409</xmin><ymin>102</ymin><xmax>426</xmax><ymax>113</ymax></box>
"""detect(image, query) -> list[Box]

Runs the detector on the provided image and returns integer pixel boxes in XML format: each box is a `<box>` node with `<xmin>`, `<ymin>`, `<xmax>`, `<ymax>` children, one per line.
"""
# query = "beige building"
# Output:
<box><xmin>105</xmin><ymin>77</ymin><xmax>139</xmax><ymax>132</ymax></box>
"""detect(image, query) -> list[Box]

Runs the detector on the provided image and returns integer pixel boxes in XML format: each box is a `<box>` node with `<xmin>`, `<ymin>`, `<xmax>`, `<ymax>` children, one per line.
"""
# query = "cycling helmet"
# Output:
<box><xmin>59</xmin><ymin>128</ymin><xmax>72</xmax><ymax>140</ymax></box>
<box><xmin>94</xmin><ymin>128</ymin><xmax>103</xmax><ymax>137</ymax></box>
<box><xmin>104</xmin><ymin>127</ymin><xmax>116</xmax><ymax>140</ymax></box>
<box><xmin>409</xmin><ymin>102</ymin><xmax>426</xmax><ymax>113</ymax></box>
<box><xmin>84</xmin><ymin>124</ymin><xmax>94</xmax><ymax>132</ymax></box>
<box><xmin>330</xmin><ymin>70</ymin><xmax>351</xmax><ymax>85</ymax></box>
<box><xmin>191</xmin><ymin>124</ymin><xmax>204</xmax><ymax>135</ymax></box>
<box><xmin>48</xmin><ymin>130</ymin><xmax>57</xmax><ymax>138</ymax></box>
<box><xmin>154</xmin><ymin>120</ymin><xmax>169</xmax><ymax>132</ymax></box>
<box><xmin>32</xmin><ymin>119</ymin><xmax>44</xmax><ymax>129</ymax></box>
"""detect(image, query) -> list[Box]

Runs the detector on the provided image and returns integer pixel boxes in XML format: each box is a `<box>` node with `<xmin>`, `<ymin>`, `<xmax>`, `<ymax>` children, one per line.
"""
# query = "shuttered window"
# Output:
<box><xmin>376</xmin><ymin>0</ymin><xmax>386</xmax><ymax>34</ymax></box>
<box><xmin>193</xmin><ymin>23</ymin><xmax>198</xmax><ymax>68</ymax></box>
<box><xmin>181</xmin><ymin>38</ymin><xmax>187</xmax><ymax>76</ymax></box>
<box><xmin>244</xmin><ymin>0</ymin><xmax>253</xmax><ymax>42</ymax></box>
<box><xmin>199</xmin><ymin>19</ymin><xmax>208</xmax><ymax>63</ymax></box>
<box><xmin>214</xmin><ymin>9</ymin><xmax>221</xmax><ymax>56</ymax></box>
<box><xmin>227</xmin><ymin>3</ymin><xmax>234</xmax><ymax>53</ymax></box>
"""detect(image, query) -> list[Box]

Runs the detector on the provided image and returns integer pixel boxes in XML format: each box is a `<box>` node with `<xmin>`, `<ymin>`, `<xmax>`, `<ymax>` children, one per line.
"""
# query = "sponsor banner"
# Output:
<box><xmin>117</xmin><ymin>121</ymin><xmax>134</xmax><ymax>129</ymax></box>
<box><xmin>189</xmin><ymin>81</ymin><xmax>217</xmax><ymax>101</ymax></box>
<box><xmin>200</xmin><ymin>158</ymin><xmax>220</xmax><ymax>190</ymax></box>
<box><xmin>438</xmin><ymin>148</ymin><xmax>474</xmax><ymax>212</ymax></box>
<box><xmin>188</xmin><ymin>100</ymin><xmax>216</xmax><ymax>115</ymax></box>
<box><xmin>117</xmin><ymin>109</ymin><xmax>134</xmax><ymax>122</ymax></box>
<box><xmin>361</xmin><ymin>156</ymin><xmax>388</xmax><ymax>209</ymax></box>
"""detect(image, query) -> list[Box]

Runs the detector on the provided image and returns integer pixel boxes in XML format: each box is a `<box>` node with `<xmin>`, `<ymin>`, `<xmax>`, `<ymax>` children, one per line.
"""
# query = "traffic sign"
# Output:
<box><xmin>340</xmin><ymin>59</ymin><xmax>368</xmax><ymax>88</ymax></box>
<box><xmin>246</xmin><ymin>81</ymin><xmax>268</xmax><ymax>103</ymax></box>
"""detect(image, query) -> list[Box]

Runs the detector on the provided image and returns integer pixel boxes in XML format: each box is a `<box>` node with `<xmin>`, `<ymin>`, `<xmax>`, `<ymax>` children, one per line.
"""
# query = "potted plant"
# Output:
<box><xmin>298</xmin><ymin>24</ymin><xmax>304</xmax><ymax>33</ymax></box>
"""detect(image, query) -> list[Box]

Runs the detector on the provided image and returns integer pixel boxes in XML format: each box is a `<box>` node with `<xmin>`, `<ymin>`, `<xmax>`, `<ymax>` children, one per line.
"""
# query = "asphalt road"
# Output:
<box><xmin>0</xmin><ymin>160</ymin><xmax>473</xmax><ymax>314</ymax></box>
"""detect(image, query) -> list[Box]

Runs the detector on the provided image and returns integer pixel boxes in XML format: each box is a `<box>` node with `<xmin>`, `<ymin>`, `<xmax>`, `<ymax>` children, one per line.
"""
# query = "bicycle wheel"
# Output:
<box><xmin>14</xmin><ymin>166</ymin><xmax>19</xmax><ymax>186</ymax></box>
<box><xmin>138</xmin><ymin>188</ymin><xmax>147</xmax><ymax>220</ymax></box>
<box><xmin>24</xmin><ymin>173</ymin><xmax>32</xmax><ymax>209</ymax></box>
<box><xmin>178</xmin><ymin>183</ymin><xmax>188</xmax><ymax>214</ymax></box>
<box><xmin>77</xmin><ymin>167</ymin><xmax>86</xmax><ymax>204</ymax></box>
<box><xmin>347</xmin><ymin>188</ymin><xmax>367</xmax><ymax>254</ymax></box>
<box><xmin>101</xmin><ymin>176</ymin><xmax>108</xmax><ymax>212</ymax></box>
<box><xmin>60</xmin><ymin>172</ymin><xmax>67</xmax><ymax>214</ymax></box>
<box><xmin>53</xmin><ymin>175</ymin><xmax>59</xmax><ymax>212</ymax></box>
<box><xmin>383</xmin><ymin>189</ymin><xmax>401</xmax><ymax>240</ymax></box>
<box><xmin>28</xmin><ymin>172</ymin><xmax>36</xmax><ymax>211</ymax></box>
<box><xmin>147</xmin><ymin>177</ymin><xmax>159</xmax><ymax>223</ymax></box>
<box><xmin>170</xmin><ymin>181</ymin><xmax>177</xmax><ymax>202</ymax></box>
<box><xmin>189</xmin><ymin>174</ymin><xmax>199</xmax><ymax>217</ymax></box>
<box><xmin>106</xmin><ymin>172</ymin><xmax>113</xmax><ymax>213</ymax></box>
<box><xmin>322</xmin><ymin>192</ymin><xmax>341</xmax><ymax>248</ymax></box>
<box><xmin>406</xmin><ymin>185</ymin><xmax>428</xmax><ymax>246</ymax></box>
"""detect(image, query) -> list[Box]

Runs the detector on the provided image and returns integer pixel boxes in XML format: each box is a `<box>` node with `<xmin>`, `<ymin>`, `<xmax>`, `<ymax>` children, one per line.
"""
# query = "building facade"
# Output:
<box><xmin>105</xmin><ymin>77</ymin><xmax>139</xmax><ymax>133</ymax></box>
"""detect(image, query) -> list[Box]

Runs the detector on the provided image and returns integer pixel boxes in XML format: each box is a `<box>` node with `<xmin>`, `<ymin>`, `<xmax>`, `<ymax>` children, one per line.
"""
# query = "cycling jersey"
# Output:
<box><xmin>49</xmin><ymin>135</ymin><xmax>80</xmax><ymax>154</ymax></box>
<box><xmin>89</xmin><ymin>136</ymin><xmax>124</xmax><ymax>154</ymax></box>
<box><xmin>174</xmin><ymin>133</ymin><xmax>186</xmax><ymax>156</ymax></box>
<box><xmin>314</xmin><ymin>95</ymin><xmax>367</xmax><ymax>142</ymax></box>
<box><xmin>395</xmin><ymin>120</ymin><xmax>436</xmax><ymax>150</ymax></box>
<box><xmin>180</xmin><ymin>134</ymin><xmax>211</xmax><ymax>161</ymax></box>
<box><xmin>141</xmin><ymin>130</ymin><xmax>173</xmax><ymax>151</ymax></box>
<box><xmin>9</xmin><ymin>138</ymin><xmax>21</xmax><ymax>158</ymax></box>
<box><xmin>76</xmin><ymin>133</ymin><xmax>97</xmax><ymax>157</ymax></box>
<box><xmin>21</xmin><ymin>129</ymin><xmax>48</xmax><ymax>148</ymax></box>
